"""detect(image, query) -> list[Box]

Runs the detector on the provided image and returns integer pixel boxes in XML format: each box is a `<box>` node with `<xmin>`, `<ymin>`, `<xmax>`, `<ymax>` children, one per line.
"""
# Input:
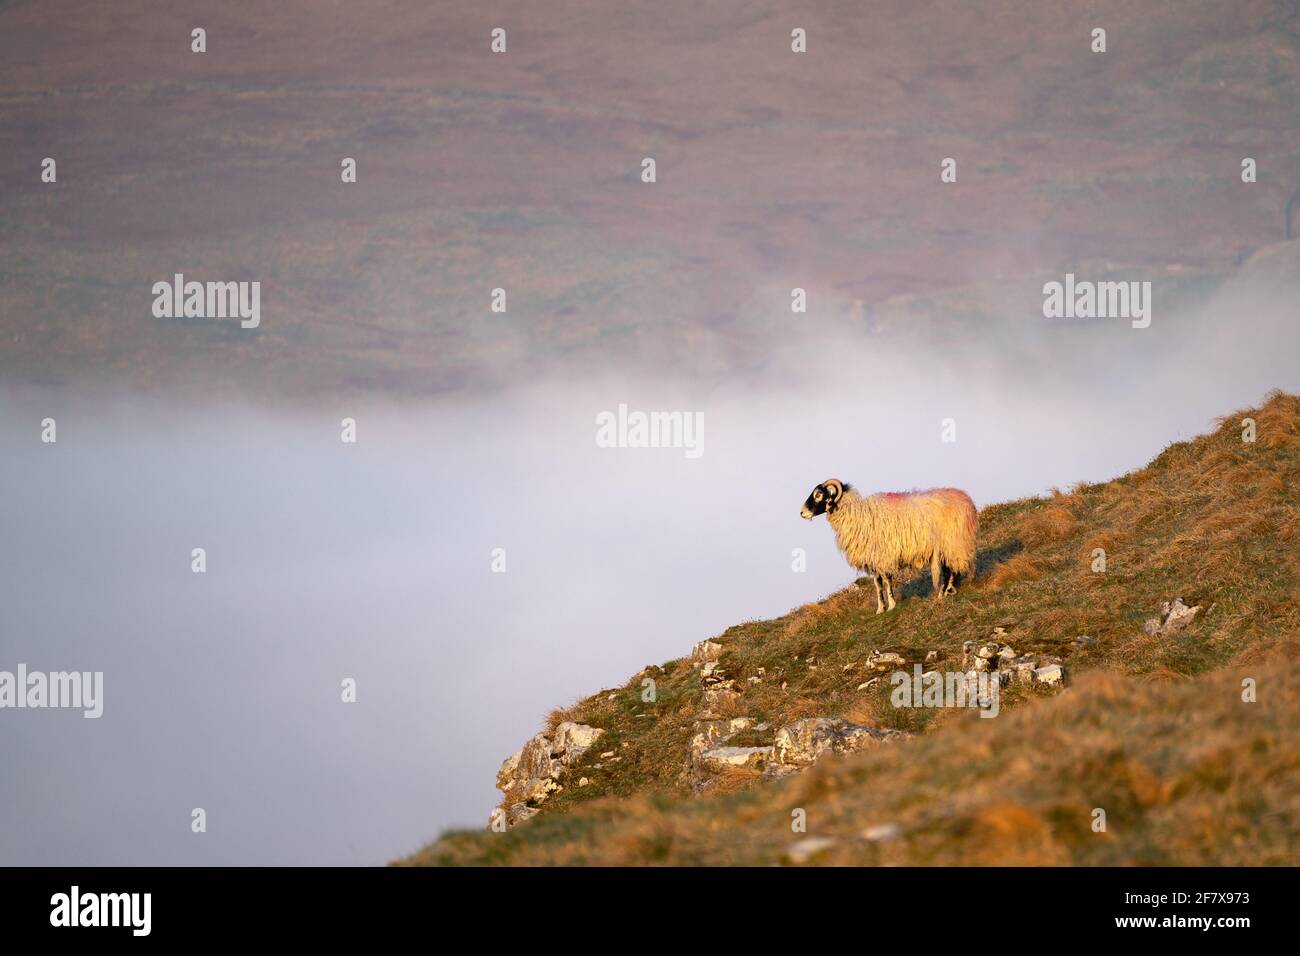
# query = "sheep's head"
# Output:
<box><xmin>801</xmin><ymin>479</ymin><xmax>844</xmax><ymax>519</ymax></box>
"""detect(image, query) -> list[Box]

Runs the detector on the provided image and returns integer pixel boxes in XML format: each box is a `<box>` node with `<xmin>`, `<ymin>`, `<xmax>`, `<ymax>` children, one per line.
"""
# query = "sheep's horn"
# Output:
<box><xmin>824</xmin><ymin>479</ymin><xmax>843</xmax><ymax>497</ymax></box>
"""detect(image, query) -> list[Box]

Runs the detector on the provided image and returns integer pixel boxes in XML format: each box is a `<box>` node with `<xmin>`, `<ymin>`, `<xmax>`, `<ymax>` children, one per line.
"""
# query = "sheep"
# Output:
<box><xmin>800</xmin><ymin>478</ymin><xmax>978</xmax><ymax>613</ymax></box>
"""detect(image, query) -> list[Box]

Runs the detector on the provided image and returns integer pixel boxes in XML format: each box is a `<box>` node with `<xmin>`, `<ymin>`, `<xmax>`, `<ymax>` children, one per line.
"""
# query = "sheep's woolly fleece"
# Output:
<box><xmin>828</xmin><ymin>487</ymin><xmax>978</xmax><ymax>581</ymax></box>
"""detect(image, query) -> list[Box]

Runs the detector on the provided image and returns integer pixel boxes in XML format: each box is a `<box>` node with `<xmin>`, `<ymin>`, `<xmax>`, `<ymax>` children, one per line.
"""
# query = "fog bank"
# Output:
<box><xmin>1</xmin><ymin>279</ymin><xmax>1296</xmax><ymax>864</ymax></box>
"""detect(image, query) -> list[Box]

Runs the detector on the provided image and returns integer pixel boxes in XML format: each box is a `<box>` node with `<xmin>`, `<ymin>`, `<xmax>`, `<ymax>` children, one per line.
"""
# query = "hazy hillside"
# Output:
<box><xmin>402</xmin><ymin>391</ymin><xmax>1300</xmax><ymax>865</ymax></box>
<box><xmin>3</xmin><ymin>0</ymin><xmax>1300</xmax><ymax>398</ymax></box>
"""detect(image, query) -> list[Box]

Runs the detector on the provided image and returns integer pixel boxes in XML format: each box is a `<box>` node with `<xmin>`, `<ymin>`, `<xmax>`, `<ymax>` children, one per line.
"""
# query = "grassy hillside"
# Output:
<box><xmin>402</xmin><ymin>390</ymin><xmax>1300</xmax><ymax>865</ymax></box>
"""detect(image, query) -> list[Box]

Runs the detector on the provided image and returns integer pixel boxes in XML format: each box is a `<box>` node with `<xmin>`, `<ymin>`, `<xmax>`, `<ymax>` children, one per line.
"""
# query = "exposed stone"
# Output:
<box><xmin>772</xmin><ymin>717</ymin><xmax>906</xmax><ymax>767</ymax></box>
<box><xmin>552</xmin><ymin>722</ymin><xmax>605</xmax><ymax>765</ymax></box>
<box><xmin>861</xmin><ymin>823</ymin><xmax>903</xmax><ymax>843</ymax></box>
<box><xmin>493</xmin><ymin>722</ymin><xmax>605</xmax><ymax>827</ymax></box>
<box><xmin>1006</xmin><ymin>656</ymin><xmax>1041</xmax><ymax>684</ymax></box>
<box><xmin>963</xmin><ymin>640</ymin><xmax>1009</xmax><ymax>670</ymax></box>
<box><xmin>783</xmin><ymin>837</ymin><xmax>837</xmax><ymax>865</ymax></box>
<box><xmin>692</xmin><ymin>639</ymin><xmax>724</xmax><ymax>663</ymax></box>
<box><xmin>1144</xmin><ymin>598</ymin><xmax>1202</xmax><ymax>636</ymax></box>
<box><xmin>701</xmin><ymin>687</ymin><xmax>742</xmax><ymax>714</ymax></box>
<box><xmin>1032</xmin><ymin>663</ymin><xmax>1067</xmax><ymax>687</ymax></box>
<box><xmin>1073</xmin><ymin>635</ymin><xmax>1097</xmax><ymax>649</ymax></box>
<box><xmin>507</xmin><ymin>803</ymin><xmax>540</xmax><ymax>825</ymax></box>
<box><xmin>866</xmin><ymin>650</ymin><xmax>908</xmax><ymax>671</ymax></box>
<box><xmin>699</xmin><ymin>660</ymin><xmax>725</xmax><ymax>683</ymax></box>
<box><xmin>689</xmin><ymin>717</ymin><xmax>755</xmax><ymax>763</ymax></box>
<box><xmin>496</xmin><ymin>733</ymin><xmax>562</xmax><ymax>808</ymax></box>
<box><xmin>699</xmin><ymin>746</ymin><xmax>773</xmax><ymax>772</ymax></box>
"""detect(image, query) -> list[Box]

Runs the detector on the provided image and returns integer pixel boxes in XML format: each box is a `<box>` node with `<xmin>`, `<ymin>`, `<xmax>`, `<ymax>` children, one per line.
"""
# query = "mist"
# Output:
<box><xmin>1</xmin><ymin>272</ymin><xmax>1297</xmax><ymax>865</ymax></box>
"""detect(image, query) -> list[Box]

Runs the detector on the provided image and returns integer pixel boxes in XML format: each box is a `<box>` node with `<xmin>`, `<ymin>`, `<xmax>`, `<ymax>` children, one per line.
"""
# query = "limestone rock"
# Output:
<box><xmin>699</xmin><ymin>746</ymin><xmax>773</xmax><ymax>772</ymax></box>
<box><xmin>866</xmin><ymin>650</ymin><xmax>907</xmax><ymax>672</ymax></box>
<box><xmin>701</xmin><ymin>687</ymin><xmax>741</xmax><ymax>714</ymax></box>
<box><xmin>552</xmin><ymin>722</ymin><xmax>605</xmax><ymax>765</ymax></box>
<box><xmin>506</xmin><ymin>803</ymin><xmax>540</xmax><ymax>825</ymax></box>
<box><xmin>493</xmin><ymin>722</ymin><xmax>605</xmax><ymax>827</ymax></box>
<box><xmin>496</xmin><ymin>733</ymin><xmax>562</xmax><ymax>808</ymax></box>
<box><xmin>861</xmin><ymin>823</ymin><xmax>903</xmax><ymax>843</ymax></box>
<box><xmin>689</xmin><ymin>717</ymin><xmax>755</xmax><ymax>764</ymax></box>
<box><xmin>699</xmin><ymin>661</ymin><xmax>726</xmax><ymax>684</ymax></box>
<box><xmin>783</xmin><ymin>837</ymin><xmax>837</xmax><ymax>865</ymax></box>
<box><xmin>1032</xmin><ymin>663</ymin><xmax>1066</xmax><ymax>687</ymax></box>
<box><xmin>772</xmin><ymin>717</ymin><xmax>906</xmax><ymax>767</ymax></box>
<box><xmin>692</xmin><ymin>639</ymin><xmax>724</xmax><ymax>663</ymax></box>
<box><xmin>1144</xmin><ymin>598</ymin><xmax>1202</xmax><ymax>636</ymax></box>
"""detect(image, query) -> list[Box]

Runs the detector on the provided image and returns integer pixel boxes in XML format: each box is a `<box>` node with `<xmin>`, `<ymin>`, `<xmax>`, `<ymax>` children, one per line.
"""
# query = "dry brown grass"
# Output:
<box><xmin>1020</xmin><ymin>505</ymin><xmax>1079</xmax><ymax>548</ymax></box>
<box><xmin>983</xmin><ymin>553</ymin><xmax>1046</xmax><ymax>593</ymax></box>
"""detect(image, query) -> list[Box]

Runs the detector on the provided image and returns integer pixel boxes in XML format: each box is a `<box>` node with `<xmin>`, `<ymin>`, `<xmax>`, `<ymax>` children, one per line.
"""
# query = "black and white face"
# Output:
<box><xmin>800</xmin><ymin>479</ymin><xmax>843</xmax><ymax>519</ymax></box>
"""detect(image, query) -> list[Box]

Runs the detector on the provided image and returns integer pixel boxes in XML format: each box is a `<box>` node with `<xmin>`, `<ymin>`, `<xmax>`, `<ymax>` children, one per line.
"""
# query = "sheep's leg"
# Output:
<box><xmin>941</xmin><ymin>562</ymin><xmax>957</xmax><ymax>596</ymax></box>
<box><xmin>931</xmin><ymin>553</ymin><xmax>944</xmax><ymax>598</ymax></box>
<box><xmin>883</xmin><ymin>573</ymin><xmax>897</xmax><ymax>611</ymax></box>
<box><xmin>871</xmin><ymin>574</ymin><xmax>885</xmax><ymax>614</ymax></box>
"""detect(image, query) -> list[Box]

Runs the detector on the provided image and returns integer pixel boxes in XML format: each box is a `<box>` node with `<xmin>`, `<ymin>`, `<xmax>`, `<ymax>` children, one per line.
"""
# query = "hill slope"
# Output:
<box><xmin>403</xmin><ymin>391</ymin><xmax>1300</xmax><ymax>865</ymax></box>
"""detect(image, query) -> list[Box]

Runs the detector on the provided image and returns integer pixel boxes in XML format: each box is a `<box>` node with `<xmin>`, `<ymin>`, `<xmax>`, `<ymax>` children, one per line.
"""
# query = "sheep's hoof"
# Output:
<box><xmin>874</xmin><ymin>606</ymin><xmax>884</xmax><ymax>615</ymax></box>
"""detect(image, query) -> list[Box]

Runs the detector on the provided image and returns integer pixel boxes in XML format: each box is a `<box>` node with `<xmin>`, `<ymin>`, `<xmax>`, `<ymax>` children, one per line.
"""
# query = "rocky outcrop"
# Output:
<box><xmin>691</xmin><ymin>639</ymin><xmax>725</xmax><ymax>663</ymax></box>
<box><xmin>961</xmin><ymin>636</ymin><xmax>1068</xmax><ymax>689</ymax></box>
<box><xmin>689</xmin><ymin>717</ymin><xmax>762</xmax><ymax>766</ymax></box>
<box><xmin>1143</xmin><ymin>598</ymin><xmax>1202</xmax><ymax>637</ymax></box>
<box><xmin>687</xmin><ymin>712</ymin><xmax>908</xmax><ymax>787</ymax></box>
<box><xmin>701</xmin><ymin>686</ymin><xmax>741</xmax><ymax>714</ymax></box>
<box><xmin>551</xmin><ymin>722</ymin><xmax>605</xmax><ymax>765</ymax></box>
<box><xmin>772</xmin><ymin>717</ymin><xmax>908</xmax><ymax>767</ymax></box>
<box><xmin>493</xmin><ymin>721</ymin><xmax>604</xmax><ymax>827</ymax></box>
<box><xmin>699</xmin><ymin>746</ymin><xmax>774</xmax><ymax>772</ymax></box>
